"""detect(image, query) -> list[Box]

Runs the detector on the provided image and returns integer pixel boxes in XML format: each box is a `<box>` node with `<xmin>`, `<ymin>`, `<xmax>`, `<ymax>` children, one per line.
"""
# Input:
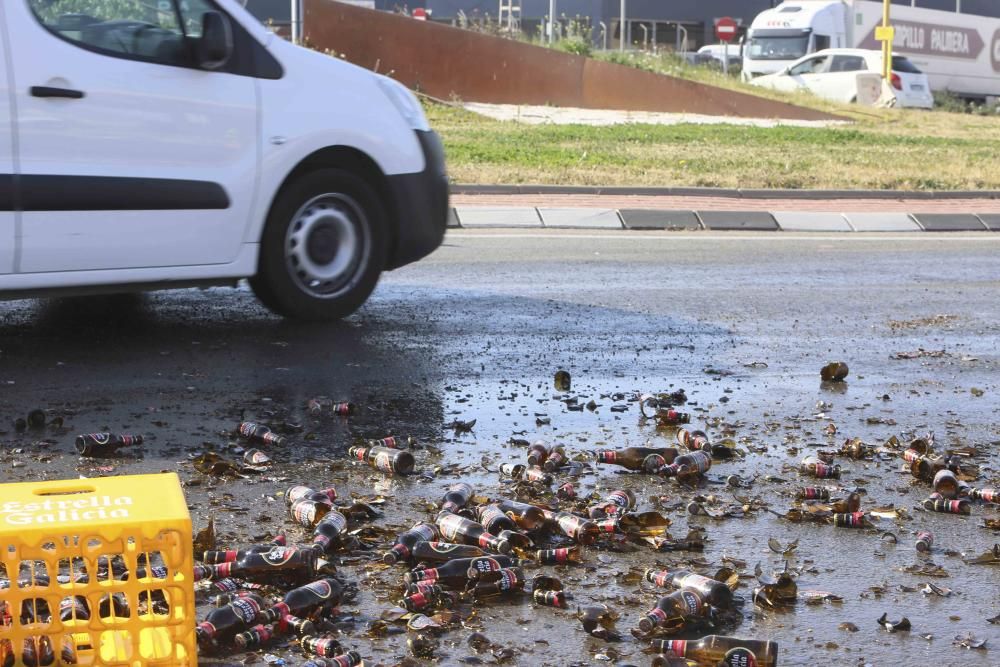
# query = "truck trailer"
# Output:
<box><xmin>742</xmin><ymin>0</ymin><xmax>1000</xmax><ymax>100</ymax></box>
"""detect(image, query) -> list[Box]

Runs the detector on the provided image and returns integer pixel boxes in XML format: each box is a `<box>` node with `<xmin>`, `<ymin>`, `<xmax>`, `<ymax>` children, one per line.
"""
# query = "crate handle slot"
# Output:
<box><xmin>33</xmin><ymin>485</ymin><xmax>97</xmax><ymax>497</ymax></box>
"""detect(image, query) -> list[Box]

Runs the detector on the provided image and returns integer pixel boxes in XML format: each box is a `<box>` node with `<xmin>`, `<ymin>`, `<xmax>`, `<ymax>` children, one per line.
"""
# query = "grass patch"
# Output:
<box><xmin>427</xmin><ymin>101</ymin><xmax>1000</xmax><ymax>190</ymax></box>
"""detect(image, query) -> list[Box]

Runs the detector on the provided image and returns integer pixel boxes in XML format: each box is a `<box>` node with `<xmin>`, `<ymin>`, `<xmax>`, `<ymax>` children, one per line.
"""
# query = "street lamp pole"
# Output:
<box><xmin>549</xmin><ymin>0</ymin><xmax>556</xmax><ymax>44</ymax></box>
<box><xmin>619</xmin><ymin>0</ymin><xmax>626</xmax><ymax>52</ymax></box>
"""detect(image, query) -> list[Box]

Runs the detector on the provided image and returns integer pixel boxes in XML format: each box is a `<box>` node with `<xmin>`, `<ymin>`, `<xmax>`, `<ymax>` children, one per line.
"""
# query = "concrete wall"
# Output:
<box><xmin>302</xmin><ymin>0</ymin><xmax>841</xmax><ymax>120</ymax></box>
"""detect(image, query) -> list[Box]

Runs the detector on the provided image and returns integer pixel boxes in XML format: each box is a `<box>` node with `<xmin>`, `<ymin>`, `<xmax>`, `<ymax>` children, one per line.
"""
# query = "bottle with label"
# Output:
<box><xmin>831</xmin><ymin>511</ymin><xmax>870</xmax><ymax>528</ymax></box>
<box><xmin>301</xmin><ymin>635</ymin><xmax>343</xmax><ymax>658</ymax></box>
<box><xmin>654</xmin><ymin>408</ymin><xmax>691</xmax><ymax>426</ymax></box>
<box><xmin>496</xmin><ymin>499</ymin><xmax>546</xmax><ymax>531</ymax></box>
<box><xmin>195</xmin><ymin>594</ymin><xmax>266</xmax><ymax>646</ymax></box>
<box><xmin>235</xmin><ymin>618</ymin><xmax>314</xmax><ymax>650</ymax></box>
<box><xmin>798</xmin><ymin>456</ymin><xmax>840</xmax><ymax>479</ymax></box>
<box><xmin>384</xmin><ymin>523</ymin><xmax>440</xmax><ymax>564</ymax></box>
<box><xmin>539</xmin><ymin>509</ymin><xmax>600</xmax><ymax>545</ymax></box>
<box><xmin>594</xmin><ymin>447</ymin><xmax>678</xmax><ymax>472</ymax></box>
<box><xmin>923</xmin><ymin>496</ymin><xmax>970</xmax><ymax>515</ymax></box>
<box><xmin>533</xmin><ymin>589</ymin><xmax>569</xmax><ymax>607</ymax></box>
<box><xmin>475</xmin><ymin>504</ymin><xmax>518</xmax><ymax>534</ymax></box>
<box><xmin>405</xmin><ymin>556</ymin><xmax>520</xmax><ymax>588</ymax></box>
<box><xmin>587</xmin><ymin>489</ymin><xmax>636</xmax><ymax>518</ymax></box>
<box><xmin>543</xmin><ymin>445</ymin><xmax>568</xmax><ymax>472</ymax></box>
<box><xmin>409</xmin><ymin>541</ymin><xmax>490</xmax><ymax>563</ymax></box>
<box><xmin>400</xmin><ymin>586</ymin><xmax>455</xmax><ymax>612</ymax></box>
<box><xmin>658</xmin><ymin>450</ymin><xmax>712</xmax><ymax>481</ymax></box>
<box><xmin>644</xmin><ymin>568</ymin><xmax>732</xmax><ymax>608</ymax></box>
<box><xmin>466</xmin><ymin>567</ymin><xmax>525</xmax><ymax>599</ymax></box>
<box><xmin>969</xmin><ymin>488</ymin><xmax>997</xmax><ymax>503</ymax></box>
<box><xmin>74</xmin><ymin>433</ymin><xmax>143</xmax><ymax>457</ymax></box>
<box><xmin>435</xmin><ymin>511</ymin><xmax>511</xmax><ymax>554</ymax></box>
<box><xmin>915</xmin><ymin>530</ymin><xmax>933</xmax><ymax>553</ymax></box>
<box><xmin>204</xmin><ymin>536</ymin><xmax>288</xmax><ymax>565</ymax></box>
<box><xmin>59</xmin><ymin>596</ymin><xmax>90</xmax><ymax>622</ymax></box>
<box><xmin>236</xmin><ymin>422</ymin><xmax>285</xmax><ymax>446</ymax></box>
<box><xmin>524</xmin><ymin>466</ymin><xmax>554</xmax><ymax>484</ymax></box>
<box><xmin>796</xmin><ymin>486</ymin><xmax>831</xmax><ymax>501</ymax></box>
<box><xmin>347</xmin><ymin>445</ymin><xmax>415</xmax><ymax>475</ymax></box>
<box><xmin>653</xmin><ymin>635</ymin><xmax>778</xmax><ymax>667</ymax></box>
<box><xmin>303</xmin><ymin>651</ymin><xmax>363</xmax><ymax>667</ymax></box>
<box><xmin>211</xmin><ymin>546</ymin><xmax>318</xmax><ymax>583</ymax></box>
<box><xmin>285</xmin><ymin>486</ymin><xmax>337</xmax><ymax>506</ymax></box>
<box><xmin>635</xmin><ymin>588</ymin><xmax>709</xmax><ymax>633</ymax></box>
<box><xmin>441</xmin><ymin>483</ymin><xmax>474</xmax><ymax>513</ymax></box>
<box><xmin>526</xmin><ymin>442</ymin><xmax>549</xmax><ymax>467</ymax></box>
<box><xmin>535</xmin><ymin>546</ymin><xmax>583</xmax><ymax>565</ymax></box>
<box><xmin>933</xmin><ymin>469</ymin><xmax>960</xmax><ymax>499</ymax></box>
<box><xmin>312</xmin><ymin>509</ymin><xmax>348</xmax><ymax>554</ymax></box>
<box><xmin>289</xmin><ymin>498</ymin><xmax>332</xmax><ymax>529</ymax></box>
<box><xmin>259</xmin><ymin>578</ymin><xmax>343</xmax><ymax>623</ymax></box>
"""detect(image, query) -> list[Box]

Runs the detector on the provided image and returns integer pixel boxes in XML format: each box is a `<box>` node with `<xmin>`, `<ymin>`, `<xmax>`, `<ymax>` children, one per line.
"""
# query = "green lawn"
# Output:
<box><xmin>428</xmin><ymin>101</ymin><xmax>1000</xmax><ymax>190</ymax></box>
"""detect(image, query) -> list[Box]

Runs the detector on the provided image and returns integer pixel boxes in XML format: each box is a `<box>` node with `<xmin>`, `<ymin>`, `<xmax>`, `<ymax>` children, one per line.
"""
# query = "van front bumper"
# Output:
<box><xmin>385</xmin><ymin>130</ymin><xmax>449</xmax><ymax>270</ymax></box>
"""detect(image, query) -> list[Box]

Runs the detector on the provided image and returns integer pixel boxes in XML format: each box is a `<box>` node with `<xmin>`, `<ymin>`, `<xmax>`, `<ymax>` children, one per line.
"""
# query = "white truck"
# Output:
<box><xmin>742</xmin><ymin>0</ymin><xmax>1000</xmax><ymax>101</ymax></box>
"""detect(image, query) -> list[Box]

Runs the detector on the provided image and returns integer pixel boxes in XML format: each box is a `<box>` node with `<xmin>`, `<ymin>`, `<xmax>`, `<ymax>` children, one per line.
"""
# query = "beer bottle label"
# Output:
<box><xmin>550</xmin><ymin>548</ymin><xmax>571</xmax><ymax>564</ymax></box>
<box><xmin>304</xmin><ymin>580</ymin><xmax>335</xmax><ymax>599</ymax></box>
<box><xmin>413</xmin><ymin>525</ymin><xmax>437</xmax><ymax>541</ymax></box>
<box><xmin>595</xmin><ymin>450</ymin><xmax>615</xmax><ymax>464</ymax></box>
<box><xmin>642</xmin><ymin>454</ymin><xmax>667</xmax><ymax>472</ymax></box>
<box><xmin>351</xmin><ymin>447</ymin><xmax>368</xmax><ymax>461</ymax></box>
<box><xmin>262</xmin><ymin>547</ymin><xmax>296</xmax><ymax>566</ymax></box>
<box><xmin>607</xmin><ymin>490</ymin><xmax>632</xmax><ymax>510</ymax></box>
<box><xmin>374</xmin><ymin>451</ymin><xmax>393</xmax><ymax>472</ymax></box>
<box><xmin>497</xmin><ymin>568</ymin><xmax>520</xmax><ymax>590</ymax></box>
<box><xmin>405</xmin><ymin>592</ymin><xmax>430</xmax><ymax>611</ymax></box>
<box><xmin>721</xmin><ymin>647</ymin><xmax>759</xmax><ymax>667</ymax></box>
<box><xmin>292</xmin><ymin>501</ymin><xmax>318</xmax><ymax>526</ymax></box>
<box><xmin>470</xmin><ymin>558</ymin><xmax>503</xmax><ymax>576</ymax></box>
<box><xmin>557</xmin><ymin>514</ymin><xmax>582</xmax><ymax>538</ymax></box>
<box><xmin>646</xmin><ymin>607</ymin><xmax>669</xmax><ymax>625</ymax></box>
<box><xmin>679</xmin><ymin>590</ymin><xmax>702</xmax><ymax>615</ymax></box>
<box><xmin>428</xmin><ymin>542</ymin><xmax>462</xmax><ymax>555</ymax></box>
<box><xmin>664</xmin><ymin>640</ymin><xmax>687</xmax><ymax>656</ymax></box>
<box><xmin>322</xmin><ymin>512</ymin><xmax>347</xmax><ymax>532</ymax></box>
<box><xmin>479</xmin><ymin>506</ymin><xmax>506</xmax><ymax>529</ymax></box>
<box><xmin>231</xmin><ymin>597</ymin><xmax>261</xmax><ymax>623</ymax></box>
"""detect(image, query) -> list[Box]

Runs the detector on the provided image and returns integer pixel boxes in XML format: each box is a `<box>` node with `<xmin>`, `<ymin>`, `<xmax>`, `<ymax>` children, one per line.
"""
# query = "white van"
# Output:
<box><xmin>0</xmin><ymin>0</ymin><xmax>448</xmax><ymax>320</ymax></box>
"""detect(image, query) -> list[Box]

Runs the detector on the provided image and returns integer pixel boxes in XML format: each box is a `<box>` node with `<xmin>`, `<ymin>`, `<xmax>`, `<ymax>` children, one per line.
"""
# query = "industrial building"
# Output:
<box><xmin>245</xmin><ymin>0</ymin><xmax>1000</xmax><ymax>52</ymax></box>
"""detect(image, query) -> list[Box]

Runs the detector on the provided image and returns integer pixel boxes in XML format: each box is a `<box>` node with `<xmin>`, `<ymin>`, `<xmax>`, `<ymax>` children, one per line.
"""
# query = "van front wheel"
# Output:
<box><xmin>251</xmin><ymin>168</ymin><xmax>388</xmax><ymax>321</ymax></box>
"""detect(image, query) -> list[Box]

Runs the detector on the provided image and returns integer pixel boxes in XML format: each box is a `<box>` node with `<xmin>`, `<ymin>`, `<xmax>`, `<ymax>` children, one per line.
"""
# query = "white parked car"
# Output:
<box><xmin>0</xmin><ymin>0</ymin><xmax>448</xmax><ymax>320</ymax></box>
<box><xmin>749</xmin><ymin>48</ymin><xmax>934</xmax><ymax>109</ymax></box>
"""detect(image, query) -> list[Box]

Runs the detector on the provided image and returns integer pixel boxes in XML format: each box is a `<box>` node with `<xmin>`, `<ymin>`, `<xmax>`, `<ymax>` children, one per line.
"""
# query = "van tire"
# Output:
<box><xmin>251</xmin><ymin>168</ymin><xmax>388</xmax><ymax>321</ymax></box>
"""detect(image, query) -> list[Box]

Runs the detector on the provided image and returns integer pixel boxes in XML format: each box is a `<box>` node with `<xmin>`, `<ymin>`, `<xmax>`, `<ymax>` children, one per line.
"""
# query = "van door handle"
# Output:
<box><xmin>30</xmin><ymin>86</ymin><xmax>85</xmax><ymax>99</ymax></box>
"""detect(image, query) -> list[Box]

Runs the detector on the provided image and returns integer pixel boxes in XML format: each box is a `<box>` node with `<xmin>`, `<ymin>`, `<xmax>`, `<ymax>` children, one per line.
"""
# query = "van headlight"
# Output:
<box><xmin>376</xmin><ymin>77</ymin><xmax>430</xmax><ymax>132</ymax></box>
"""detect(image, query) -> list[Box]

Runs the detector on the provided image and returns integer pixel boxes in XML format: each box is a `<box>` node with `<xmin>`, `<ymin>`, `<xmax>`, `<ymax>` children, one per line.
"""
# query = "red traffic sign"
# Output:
<box><xmin>412</xmin><ymin>7</ymin><xmax>427</xmax><ymax>20</ymax></box>
<box><xmin>715</xmin><ymin>16</ymin><xmax>738</xmax><ymax>43</ymax></box>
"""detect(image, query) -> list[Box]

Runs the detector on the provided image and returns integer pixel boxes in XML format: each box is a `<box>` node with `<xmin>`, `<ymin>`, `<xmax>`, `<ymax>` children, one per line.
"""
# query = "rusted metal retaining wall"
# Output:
<box><xmin>302</xmin><ymin>0</ymin><xmax>841</xmax><ymax>121</ymax></box>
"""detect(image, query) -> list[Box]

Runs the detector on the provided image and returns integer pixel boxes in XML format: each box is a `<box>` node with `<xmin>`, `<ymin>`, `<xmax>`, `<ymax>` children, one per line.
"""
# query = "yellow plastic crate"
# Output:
<box><xmin>0</xmin><ymin>474</ymin><xmax>195</xmax><ymax>666</ymax></box>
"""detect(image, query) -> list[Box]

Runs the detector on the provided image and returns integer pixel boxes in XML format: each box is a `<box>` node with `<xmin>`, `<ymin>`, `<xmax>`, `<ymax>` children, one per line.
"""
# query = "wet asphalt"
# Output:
<box><xmin>0</xmin><ymin>230</ymin><xmax>998</xmax><ymax>666</ymax></box>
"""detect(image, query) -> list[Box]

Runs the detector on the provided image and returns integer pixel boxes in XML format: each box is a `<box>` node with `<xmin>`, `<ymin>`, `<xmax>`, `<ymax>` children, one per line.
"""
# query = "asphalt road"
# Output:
<box><xmin>1</xmin><ymin>230</ymin><xmax>998</xmax><ymax>666</ymax></box>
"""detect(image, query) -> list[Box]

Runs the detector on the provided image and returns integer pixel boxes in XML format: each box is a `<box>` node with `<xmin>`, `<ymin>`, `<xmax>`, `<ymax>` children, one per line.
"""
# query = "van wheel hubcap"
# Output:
<box><xmin>285</xmin><ymin>193</ymin><xmax>368</xmax><ymax>298</ymax></box>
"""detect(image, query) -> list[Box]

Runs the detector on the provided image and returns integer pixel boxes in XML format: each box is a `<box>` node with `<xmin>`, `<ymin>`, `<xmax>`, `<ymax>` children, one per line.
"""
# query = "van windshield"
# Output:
<box><xmin>747</xmin><ymin>34</ymin><xmax>810</xmax><ymax>61</ymax></box>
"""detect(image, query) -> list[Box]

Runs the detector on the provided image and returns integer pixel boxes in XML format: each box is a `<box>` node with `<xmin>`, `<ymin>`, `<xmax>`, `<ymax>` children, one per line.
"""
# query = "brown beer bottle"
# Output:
<box><xmin>535</xmin><ymin>546</ymin><xmax>583</xmax><ymax>565</ymax></box>
<box><xmin>475</xmin><ymin>504</ymin><xmax>518</xmax><ymax>534</ymax></box>
<box><xmin>524</xmin><ymin>466</ymin><xmax>554</xmax><ymax>484</ymax></box>
<box><xmin>235</xmin><ymin>618</ymin><xmax>314</xmax><ymax>650</ymax></box>
<box><xmin>409</xmin><ymin>541</ymin><xmax>489</xmax><ymax>563</ymax></box>
<box><xmin>543</xmin><ymin>445</ymin><xmax>568</xmax><ymax>472</ymax></box>
<box><xmin>74</xmin><ymin>433</ymin><xmax>143</xmax><ymax>457</ymax></box>
<box><xmin>635</xmin><ymin>588</ymin><xmax>709</xmax><ymax>633</ymax></box>
<box><xmin>405</xmin><ymin>556</ymin><xmax>520</xmax><ymax>588</ymax></box>
<box><xmin>654</xmin><ymin>408</ymin><xmax>691</xmax><ymax>426</ymax></box>
<box><xmin>653</xmin><ymin>636</ymin><xmax>778</xmax><ymax>667</ymax></box>
<box><xmin>260</xmin><ymin>578</ymin><xmax>343</xmax><ymax>623</ymax></box>
<box><xmin>237</xmin><ymin>422</ymin><xmax>285</xmax><ymax>446</ymax></box>
<box><xmin>441</xmin><ymin>483</ymin><xmax>474</xmax><ymax>513</ymax></box>
<box><xmin>212</xmin><ymin>546</ymin><xmax>317</xmax><ymax>583</ymax></box>
<box><xmin>799</xmin><ymin>456</ymin><xmax>840</xmax><ymax>479</ymax></box>
<box><xmin>526</xmin><ymin>442</ymin><xmax>549</xmax><ymax>467</ymax></box>
<box><xmin>587</xmin><ymin>489</ymin><xmax>637</xmax><ymax>518</ymax></box>
<box><xmin>204</xmin><ymin>536</ymin><xmax>288</xmax><ymax>564</ymax></box>
<box><xmin>644</xmin><ymin>568</ymin><xmax>732</xmax><ymax>608</ymax></box>
<box><xmin>195</xmin><ymin>594</ymin><xmax>266</xmax><ymax>646</ymax></box>
<box><xmin>289</xmin><ymin>498</ymin><xmax>331</xmax><ymax>529</ymax></box>
<box><xmin>466</xmin><ymin>567</ymin><xmax>525</xmax><ymax>599</ymax></box>
<box><xmin>594</xmin><ymin>447</ymin><xmax>677</xmax><ymax>472</ymax></box>
<box><xmin>496</xmin><ymin>499</ymin><xmax>546</xmax><ymax>531</ymax></box>
<box><xmin>347</xmin><ymin>445</ymin><xmax>415</xmax><ymax>475</ymax></box>
<box><xmin>658</xmin><ymin>450</ymin><xmax>712</xmax><ymax>480</ymax></box>
<box><xmin>830</xmin><ymin>492</ymin><xmax>862</xmax><ymax>514</ymax></box>
<box><xmin>435</xmin><ymin>511</ymin><xmax>511</xmax><ymax>554</ymax></box>
<box><xmin>383</xmin><ymin>523</ymin><xmax>440</xmax><ymax>564</ymax></box>
<box><xmin>543</xmin><ymin>510</ymin><xmax>600</xmax><ymax>545</ymax></box>
<box><xmin>301</xmin><ymin>635</ymin><xmax>343</xmax><ymax>658</ymax></box>
<box><xmin>285</xmin><ymin>485</ymin><xmax>337</xmax><ymax>506</ymax></box>
<box><xmin>312</xmin><ymin>509</ymin><xmax>349</xmax><ymax>554</ymax></box>
<box><xmin>933</xmin><ymin>469</ymin><xmax>960</xmax><ymax>499</ymax></box>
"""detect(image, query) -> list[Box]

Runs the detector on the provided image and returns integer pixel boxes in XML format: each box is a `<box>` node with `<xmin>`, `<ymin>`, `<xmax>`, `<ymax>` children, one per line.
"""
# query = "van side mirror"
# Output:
<box><xmin>197</xmin><ymin>11</ymin><xmax>232</xmax><ymax>70</ymax></box>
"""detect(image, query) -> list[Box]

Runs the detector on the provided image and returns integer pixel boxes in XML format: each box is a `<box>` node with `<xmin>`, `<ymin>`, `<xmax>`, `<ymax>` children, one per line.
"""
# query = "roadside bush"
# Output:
<box><xmin>557</xmin><ymin>37</ymin><xmax>592</xmax><ymax>57</ymax></box>
<box><xmin>933</xmin><ymin>91</ymin><xmax>998</xmax><ymax>116</ymax></box>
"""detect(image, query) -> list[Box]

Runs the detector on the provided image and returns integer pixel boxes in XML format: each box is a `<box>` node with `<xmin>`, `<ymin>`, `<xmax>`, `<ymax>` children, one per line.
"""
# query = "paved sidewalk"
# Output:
<box><xmin>448</xmin><ymin>187</ymin><xmax>1000</xmax><ymax>232</ymax></box>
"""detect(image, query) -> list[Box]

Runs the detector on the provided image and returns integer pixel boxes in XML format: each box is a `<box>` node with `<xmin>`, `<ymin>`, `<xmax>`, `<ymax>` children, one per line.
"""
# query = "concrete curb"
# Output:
<box><xmin>450</xmin><ymin>184</ymin><xmax>1000</xmax><ymax>200</ymax></box>
<box><xmin>448</xmin><ymin>207</ymin><xmax>1000</xmax><ymax>232</ymax></box>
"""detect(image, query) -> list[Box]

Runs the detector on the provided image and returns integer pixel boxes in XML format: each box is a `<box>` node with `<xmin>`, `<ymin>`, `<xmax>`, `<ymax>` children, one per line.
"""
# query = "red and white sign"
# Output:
<box><xmin>715</xmin><ymin>17</ymin><xmax>738</xmax><ymax>43</ymax></box>
<box><xmin>412</xmin><ymin>7</ymin><xmax>427</xmax><ymax>20</ymax></box>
